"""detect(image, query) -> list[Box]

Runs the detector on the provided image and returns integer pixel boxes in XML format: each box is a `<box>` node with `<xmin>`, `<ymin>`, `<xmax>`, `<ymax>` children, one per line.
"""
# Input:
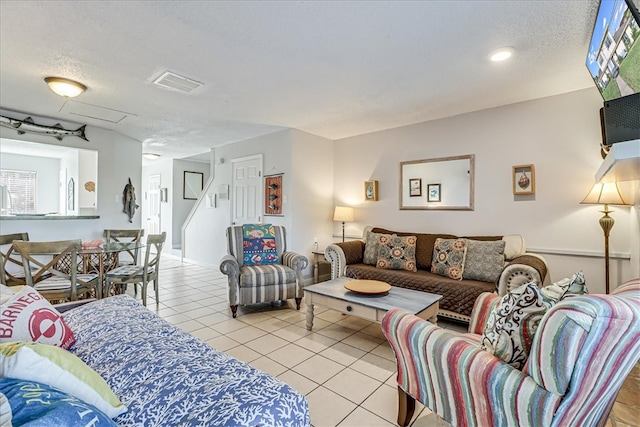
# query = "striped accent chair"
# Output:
<box><xmin>382</xmin><ymin>277</ymin><xmax>640</xmax><ymax>427</ymax></box>
<box><xmin>220</xmin><ymin>225</ymin><xmax>309</xmax><ymax>318</ymax></box>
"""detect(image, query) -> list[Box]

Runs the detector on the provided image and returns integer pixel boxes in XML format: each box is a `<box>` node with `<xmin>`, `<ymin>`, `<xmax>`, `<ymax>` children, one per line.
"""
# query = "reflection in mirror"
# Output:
<box><xmin>400</xmin><ymin>154</ymin><xmax>474</xmax><ymax>210</ymax></box>
<box><xmin>0</xmin><ymin>138</ymin><xmax>98</xmax><ymax>216</ymax></box>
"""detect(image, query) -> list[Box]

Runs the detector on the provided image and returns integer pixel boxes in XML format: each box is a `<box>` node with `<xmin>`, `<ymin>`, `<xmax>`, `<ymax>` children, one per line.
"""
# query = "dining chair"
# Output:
<box><xmin>12</xmin><ymin>239</ymin><xmax>100</xmax><ymax>302</ymax></box>
<box><xmin>105</xmin><ymin>232</ymin><xmax>166</xmax><ymax>306</ymax></box>
<box><xmin>0</xmin><ymin>232</ymin><xmax>31</xmax><ymax>286</ymax></box>
<box><xmin>103</xmin><ymin>229</ymin><xmax>145</xmax><ymax>266</ymax></box>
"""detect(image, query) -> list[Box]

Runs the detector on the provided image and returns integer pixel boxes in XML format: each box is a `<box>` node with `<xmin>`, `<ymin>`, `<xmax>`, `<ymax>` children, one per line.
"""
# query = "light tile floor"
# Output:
<box><xmin>125</xmin><ymin>257</ymin><xmax>637</xmax><ymax>427</ymax></box>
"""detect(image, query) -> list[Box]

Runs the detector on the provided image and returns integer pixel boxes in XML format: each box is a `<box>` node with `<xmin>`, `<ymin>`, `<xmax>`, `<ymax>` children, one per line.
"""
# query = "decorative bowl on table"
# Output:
<box><xmin>82</xmin><ymin>239</ymin><xmax>104</xmax><ymax>249</ymax></box>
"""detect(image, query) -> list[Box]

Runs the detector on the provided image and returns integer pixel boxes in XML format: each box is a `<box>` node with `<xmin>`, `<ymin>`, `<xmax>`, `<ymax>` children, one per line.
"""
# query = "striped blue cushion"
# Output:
<box><xmin>239</xmin><ymin>264</ymin><xmax>296</xmax><ymax>288</ymax></box>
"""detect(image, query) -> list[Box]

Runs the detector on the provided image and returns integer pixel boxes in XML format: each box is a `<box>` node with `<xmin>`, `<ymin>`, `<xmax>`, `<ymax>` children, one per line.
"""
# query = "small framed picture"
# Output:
<box><xmin>512</xmin><ymin>164</ymin><xmax>535</xmax><ymax>195</ymax></box>
<box><xmin>409</xmin><ymin>178</ymin><xmax>422</xmax><ymax>197</ymax></box>
<box><xmin>427</xmin><ymin>183</ymin><xmax>441</xmax><ymax>202</ymax></box>
<box><xmin>364</xmin><ymin>180</ymin><xmax>378</xmax><ymax>201</ymax></box>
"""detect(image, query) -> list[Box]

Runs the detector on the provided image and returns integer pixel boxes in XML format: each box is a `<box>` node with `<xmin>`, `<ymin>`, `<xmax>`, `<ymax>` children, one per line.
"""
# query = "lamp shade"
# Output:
<box><xmin>44</xmin><ymin>77</ymin><xmax>87</xmax><ymax>97</ymax></box>
<box><xmin>333</xmin><ymin>206</ymin><xmax>354</xmax><ymax>222</ymax></box>
<box><xmin>581</xmin><ymin>182</ymin><xmax>628</xmax><ymax>206</ymax></box>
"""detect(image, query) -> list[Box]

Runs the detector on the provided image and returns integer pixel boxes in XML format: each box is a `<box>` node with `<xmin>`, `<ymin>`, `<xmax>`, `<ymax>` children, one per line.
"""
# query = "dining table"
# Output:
<box><xmin>55</xmin><ymin>241</ymin><xmax>146</xmax><ymax>298</ymax></box>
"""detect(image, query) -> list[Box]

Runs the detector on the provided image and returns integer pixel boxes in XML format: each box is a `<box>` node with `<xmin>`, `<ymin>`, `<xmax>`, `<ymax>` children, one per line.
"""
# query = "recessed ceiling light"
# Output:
<box><xmin>44</xmin><ymin>77</ymin><xmax>87</xmax><ymax>97</ymax></box>
<box><xmin>143</xmin><ymin>153</ymin><xmax>161</xmax><ymax>160</ymax></box>
<box><xmin>488</xmin><ymin>47</ymin><xmax>514</xmax><ymax>62</ymax></box>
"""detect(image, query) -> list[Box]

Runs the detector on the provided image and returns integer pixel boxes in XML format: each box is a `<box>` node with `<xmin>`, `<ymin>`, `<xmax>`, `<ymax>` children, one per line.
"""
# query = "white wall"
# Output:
<box><xmin>171</xmin><ymin>159</ymin><xmax>210</xmax><ymax>248</ymax></box>
<box><xmin>332</xmin><ymin>88</ymin><xmax>638</xmax><ymax>294</ymax></box>
<box><xmin>184</xmin><ymin>129</ymin><xmax>334</xmax><ymax>280</ymax></box>
<box><xmin>0</xmin><ymin>121</ymin><xmax>142</xmax><ymax>241</ymax></box>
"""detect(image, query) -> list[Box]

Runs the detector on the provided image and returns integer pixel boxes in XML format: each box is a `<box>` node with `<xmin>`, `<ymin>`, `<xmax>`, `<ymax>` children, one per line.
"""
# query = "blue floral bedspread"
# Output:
<box><xmin>62</xmin><ymin>295</ymin><xmax>310</xmax><ymax>426</ymax></box>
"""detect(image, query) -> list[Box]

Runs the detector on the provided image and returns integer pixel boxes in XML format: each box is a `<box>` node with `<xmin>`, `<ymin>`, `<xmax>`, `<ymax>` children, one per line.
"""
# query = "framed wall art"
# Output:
<box><xmin>265</xmin><ymin>173</ymin><xmax>283</xmax><ymax>216</ymax></box>
<box><xmin>512</xmin><ymin>164</ymin><xmax>535</xmax><ymax>195</ymax></box>
<box><xmin>409</xmin><ymin>178</ymin><xmax>422</xmax><ymax>197</ymax></box>
<box><xmin>364</xmin><ymin>180</ymin><xmax>378</xmax><ymax>201</ymax></box>
<box><xmin>427</xmin><ymin>183</ymin><xmax>441</xmax><ymax>202</ymax></box>
<box><xmin>184</xmin><ymin>171</ymin><xmax>204</xmax><ymax>200</ymax></box>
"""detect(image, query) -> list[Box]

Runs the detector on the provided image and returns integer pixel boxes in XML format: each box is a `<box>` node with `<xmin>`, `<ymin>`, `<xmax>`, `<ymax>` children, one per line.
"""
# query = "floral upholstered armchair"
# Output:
<box><xmin>220</xmin><ymin>225</ymin><xmax>308</xmax><ymax>318</ymax></box>
<box><xmin>382</xmin><ymin>278</ymin><xmax>640</xmax><ymax>427</ymax></box>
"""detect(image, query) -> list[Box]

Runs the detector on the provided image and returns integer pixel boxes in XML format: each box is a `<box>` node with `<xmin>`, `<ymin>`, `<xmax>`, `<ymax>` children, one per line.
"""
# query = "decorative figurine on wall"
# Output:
<box><xmin>0</xmin><ymin>114</ymin><xmax>89</xmax><ymax>141</ymax></box>
<box><xmin>123</xmin><ymin>178</ymin><xmax>139</xmax><ymax>223</ymax></box>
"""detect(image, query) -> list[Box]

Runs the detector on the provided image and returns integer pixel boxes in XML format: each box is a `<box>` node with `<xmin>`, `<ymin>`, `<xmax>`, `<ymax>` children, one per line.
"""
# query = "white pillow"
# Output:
<box><xmin>0</xmin><ymin>341</ymin><xmax>127</xmax><ymax>419</ymax></box>
<box><xmin>0</xmin><ymin>287</ymin><xmax>75</xmax><ymax>349</ymax></box>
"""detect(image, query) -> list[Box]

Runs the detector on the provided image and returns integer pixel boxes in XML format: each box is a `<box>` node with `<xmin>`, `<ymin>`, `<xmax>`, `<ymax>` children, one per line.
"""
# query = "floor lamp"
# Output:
<box><xmin>581</xmin><ymin>182</ymin><xmax>629</xmax><ymax>294</ymax></box>
<box><xmin>333</xmin><ymin>206</ymin><xmax>354</xmax><ymax>242</ymax></box>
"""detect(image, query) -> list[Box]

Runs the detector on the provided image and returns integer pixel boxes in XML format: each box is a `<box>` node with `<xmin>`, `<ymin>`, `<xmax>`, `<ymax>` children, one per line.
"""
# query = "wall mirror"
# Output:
<box><xmin>0</xmin><ymin>138</ymin><xmax>98</xmax><ymax>215</ymax></box>
<box><xmin>184</xmin><ymin>171</ymin><xmax>204</xmax><ymax>200</ymax></box>
<box><xmin>399</xmin><ymin>154</ymin><xmax>474</xmax><ymax>210</ymax></box>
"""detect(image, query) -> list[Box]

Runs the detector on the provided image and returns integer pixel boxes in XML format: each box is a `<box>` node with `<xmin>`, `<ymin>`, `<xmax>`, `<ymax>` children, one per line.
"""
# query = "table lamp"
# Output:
<box><xmin>580</xmin><ymin>182</ymin><xmax>630</xmax><ymax>294</ymax></box>
<box><xmin>333</xmin><ymin>206</ymin><xmax>354</xmax><ymax>242</ymax></box>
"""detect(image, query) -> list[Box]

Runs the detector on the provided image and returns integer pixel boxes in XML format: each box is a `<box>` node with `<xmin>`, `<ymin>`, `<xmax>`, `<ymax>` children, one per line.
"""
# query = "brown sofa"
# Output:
<box><xmin>324</xmin><ymin>226</ymin><xmax>548</xmax><ymax>322</ymax></box>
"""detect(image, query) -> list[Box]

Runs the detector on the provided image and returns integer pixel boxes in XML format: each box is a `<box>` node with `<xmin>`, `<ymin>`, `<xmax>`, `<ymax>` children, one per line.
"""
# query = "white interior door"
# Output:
<box><xmin>232</xmin><ymin>155</ymin><xmax>262</xmax><ymax>225</ymax></box>
<box><xmin>148</xmin><ymin>174</ymin><xmax>161</xmax><ymax>234</ymax></box>
<box><xmin>59</xmin><ymin>169</ymin><xmax>67</xmax><ymax>215</ymax></box>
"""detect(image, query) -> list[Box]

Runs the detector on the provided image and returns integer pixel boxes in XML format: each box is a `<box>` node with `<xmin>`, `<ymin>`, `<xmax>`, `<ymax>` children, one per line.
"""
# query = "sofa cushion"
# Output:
<box><xmin>0</xmin><ymin>341</ymin><xmax>127</xmax><ymax>419</ymax></box>
<box><xmin>344</xmin><ymin>263</ymin><xmax>494</xmax><ymax>318</ymax></box>
<box><xmin>431</xmin><ymin>238</ymin><xmax>467</xmax><ymax>280</ymax></box>
<box><xmin>0</xmin><ymin>287</ymin><xmax>76</xmax><ymax>349</ymax></box>
<box><xmin>481</xmin><ymin>282</ymin><xmax>554</xmax><ymax>369</ymax></box>
<box><xmin>242</xmin><ymin>224</ymin><xmax>279</xmax><ymax>266</ymax></box>
<box><xmin>363</xmin><ymin>232</ymin><xmax>390</xmax><ymax>265</ymax></box>
<box><xmin>376</xmin><ymin>235</ymin><xmax>417</xmax><ymax>272</ymax></box>
<box><xmin>0</xmin><ymin>378</ymin><xmax>118</xmax><ymax>426</ymax></box>
<box><xmin>462</xmin><ymin>239</ymin><xmax>506</xmax><ymax>283</ymax></box>
<box><xmin>238</xmin><ymin>264</ymin><xmax>297</xmax><ymax>288</ymax></box>
<box><xmin>372</xmin><ymin>228</ymin><xmax>456</xmax><ymax>271</ymax></box>
<box><xmin>481</xmin><ymin>272</ymin><xmax>586</xmax><ymax>370</ymax></box>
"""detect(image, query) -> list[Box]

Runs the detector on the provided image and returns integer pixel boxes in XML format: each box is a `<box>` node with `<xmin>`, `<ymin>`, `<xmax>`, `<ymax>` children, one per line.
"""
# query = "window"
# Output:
<box><xmin>0</xmin><ymin>169</ymin><xmax>36</xmax><ymax>213</ymax></box>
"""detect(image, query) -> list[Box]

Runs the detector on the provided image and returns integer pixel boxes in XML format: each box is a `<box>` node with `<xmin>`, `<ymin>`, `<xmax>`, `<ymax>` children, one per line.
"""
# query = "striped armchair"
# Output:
<box><xmin>220</xmin><ymin>225</ymin><xmax>308</xmax><ymax>318</ymax></box>
<box><xmin>382</xmin><ymin>278</ymin><xmax>640</xmax><ymax>427</ymax></box>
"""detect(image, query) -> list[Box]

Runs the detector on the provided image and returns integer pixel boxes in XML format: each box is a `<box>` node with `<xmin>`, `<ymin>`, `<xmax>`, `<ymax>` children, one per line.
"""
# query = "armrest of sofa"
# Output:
<box><xmin>219</xmin><ymin>255</ymin><xmax>239</xmax><ymax>281</ymax></box>
<box><xmin>325</xmin><ymin>240</ymin><xmax>364</xmax><ymax>279</ymax></box>
<box><xmin>497</xmin><ymin>253</ymin><xmax>549</xmax><ymax>295</ymax></box>
<box><xmin>381</xmin><ymin>308</ymin><xmax>560</xmax><ymax>427</ymax></box>
<box><xmin>467</xmin><ymin>292</ymin><xmax>501</xmax><ymax>335</ymax></box>
<box><xmin>282</xmin><ymin>252</ymin><xmax>309</xmax><ymax>287</ymax></box>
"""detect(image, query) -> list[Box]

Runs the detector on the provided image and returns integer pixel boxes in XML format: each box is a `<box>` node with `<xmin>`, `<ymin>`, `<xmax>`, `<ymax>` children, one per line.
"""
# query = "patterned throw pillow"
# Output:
<box><xmin>0</xmin><ymin>287</ymin><xmax>76</xmax><ymax>349</ymax></box>
<box><xmin>481</xmin><ymin>282</ymin><xmax>555</xmax><ymax>369</ymax></box>
<box><xmin>242</xmin><ymin>224</ymin><xmax>279</xmax><ymax>266</ymax></box>
<box><xmin>542</xmin><ymin>271</ymin><xmax>587</xmax><ymax>300</ymax></box>
<box><xmin>462</xmin><ymin>239</ymin><xmax>506</xmax><ymax>283</ymax></box>
<box><xmin>0</xmin><ymin>341</ymin><xmax>127</xmax><ymax>418</ymax></box>
<box><xmin>0</xmin><ymin>378</ymin><xmax>118</xmax><ymax>426</ymax></box>
<box><xmin>376</xmin><ymin>235</ymin><xmax>417</xmax><ymax>272</ymax></box>
<box><xmin>431</xmin><ymin>238</ymin><xmax>467</xmax><ymax>280</ymax></box>
<box><xmin>363</xmin><ymin>232</ymin><xmax>390</xmax><ymax>265</ymax></box>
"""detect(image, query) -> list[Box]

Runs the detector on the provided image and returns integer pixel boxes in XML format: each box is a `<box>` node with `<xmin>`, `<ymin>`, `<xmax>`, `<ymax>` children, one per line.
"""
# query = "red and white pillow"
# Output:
<box><xmin>0</xmin><ymin>287</ymin><xmax>76</xmax><ymax>349</ymax></box>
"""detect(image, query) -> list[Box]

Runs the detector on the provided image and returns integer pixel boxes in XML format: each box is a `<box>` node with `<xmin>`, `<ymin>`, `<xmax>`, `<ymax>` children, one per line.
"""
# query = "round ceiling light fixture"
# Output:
<box><xmin>143</xmin><ymin>153</ymin><xmax>161</xmax><ymax>160</ymax></box>
<box><xmin>44</xmin><ymin>77</ymin><xmax>87</xmax><ymax>97</ymax></box>
<box><xmin>488</xmin><ymin>47</ymin><xmax>515</xmax><ymax>62</ymax></box>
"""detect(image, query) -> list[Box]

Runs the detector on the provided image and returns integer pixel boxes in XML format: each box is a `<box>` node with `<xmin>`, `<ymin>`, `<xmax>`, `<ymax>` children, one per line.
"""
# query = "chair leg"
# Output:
<box><xmin>141</xmin><ymin>281</ymin><xmax>147</xmax><ymax>307</ymax></box>
<box><xmin>230</xmin><ymin>305</ymin><xmax>238</xmax><ymax>318</ymax></box>
<box><xmin>397</xmin><ymin>386</ymin><xmax>415</xmax><ymax>427</ymax></box>
<box><xmin>154</xmin><ymin>279</ymin><xmax>159</xmax><ymax>304</ymax></box>
<box><xmin>295</xmin><ymin>297</ymin><xmax>301</xmax><ymax>310</ymax></box>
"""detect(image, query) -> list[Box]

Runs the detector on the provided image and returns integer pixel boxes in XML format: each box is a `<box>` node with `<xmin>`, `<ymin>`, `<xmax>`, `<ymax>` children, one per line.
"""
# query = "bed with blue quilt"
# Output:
<box><xmin>62</xmin><ymin>294</ymin><xmax>310</xmax><ymax>426</ymax></box>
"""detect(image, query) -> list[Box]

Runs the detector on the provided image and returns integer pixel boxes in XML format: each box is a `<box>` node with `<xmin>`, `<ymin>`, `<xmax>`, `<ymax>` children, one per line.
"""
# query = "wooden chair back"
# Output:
<box><xmin>12</xmin><ymin>239</ymin><xmax>91</xmax><ymax>301</ymax></box>
<box><xmin>0</xmin><ymin>232</ymin><xmax>29</xmax><ymax>286</ymax></box>
<box><xmin>143</xmin><ymin>232</ymin><xmax>166</xmax><ymax>279</ymax></box>
<box><xmin>103</xmin><ymin>229</ymin><xmax>145</xmax><ymax>265</ymax></box>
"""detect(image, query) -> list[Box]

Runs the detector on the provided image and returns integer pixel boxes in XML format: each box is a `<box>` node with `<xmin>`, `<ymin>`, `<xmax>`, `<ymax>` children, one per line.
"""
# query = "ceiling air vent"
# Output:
<box><xmin>152</xmin><ymin>71</ymin><xmax>203</xmax><ymax>93</ymax></box>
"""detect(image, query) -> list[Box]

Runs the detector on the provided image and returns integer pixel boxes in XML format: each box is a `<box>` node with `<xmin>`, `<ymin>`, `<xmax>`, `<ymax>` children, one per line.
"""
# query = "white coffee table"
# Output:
<box><xmin>304</xmin><ymin>276</ymin><xmax>442</xmax><ymax>330</ymax></box>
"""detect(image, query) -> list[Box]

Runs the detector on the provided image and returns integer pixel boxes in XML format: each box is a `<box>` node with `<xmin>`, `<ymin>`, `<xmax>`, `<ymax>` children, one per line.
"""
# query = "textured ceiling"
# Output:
<box><xmin>0</xmin><ymin>1</ymin><xmax>599</xmax><ymax>160</ymax></box>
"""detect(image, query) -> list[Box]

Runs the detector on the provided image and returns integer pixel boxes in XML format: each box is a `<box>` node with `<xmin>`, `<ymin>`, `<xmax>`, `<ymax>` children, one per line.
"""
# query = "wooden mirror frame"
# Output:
<box><xmin>399</xmin><ymin>154</ymin><xmax>474</xmax><ymax>211</ymax></box>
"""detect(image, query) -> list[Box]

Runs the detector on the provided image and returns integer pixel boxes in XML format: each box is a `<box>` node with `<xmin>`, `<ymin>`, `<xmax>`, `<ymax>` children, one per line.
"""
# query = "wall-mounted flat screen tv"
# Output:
<box><xmin>586</xmin><ymin>0</ymin><xmax>640</xmax><ymax>101</ymax></box>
